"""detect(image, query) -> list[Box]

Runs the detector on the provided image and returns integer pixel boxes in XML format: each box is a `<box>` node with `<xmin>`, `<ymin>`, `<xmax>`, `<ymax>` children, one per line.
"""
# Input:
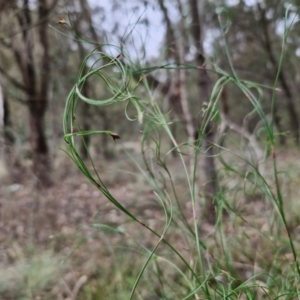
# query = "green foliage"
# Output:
<box><xmin>59</xmin><ymin>6</ymin><xmax>300</xmax><ymax>299</ymax></box>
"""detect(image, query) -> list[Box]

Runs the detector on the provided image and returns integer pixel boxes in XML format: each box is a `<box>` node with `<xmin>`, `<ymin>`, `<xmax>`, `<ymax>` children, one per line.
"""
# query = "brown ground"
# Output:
<box><xmin>1</xmin><ymin>147</ymin><xmax>300</xmax><ymax>299</ymax></box>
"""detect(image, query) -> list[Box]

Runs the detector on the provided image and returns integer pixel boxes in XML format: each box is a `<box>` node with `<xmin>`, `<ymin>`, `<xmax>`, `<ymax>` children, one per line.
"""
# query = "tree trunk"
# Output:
<box><xmin>29</xmin><ymin>104</ymin><xmax>52</xmax><ymax>186</ymax></box>
<box><xmin>158</xmin><ymin>0</ymin><xmax>196</xmax><ymax>146</ymax></box>
<box><xmin>189</xmin><ymin>0</ymin><xmax>219</xmax><ymax>223</ymax></box>
<box><xmin>16</xmin><ymin>0</ymin><xmax>53</xmax><ymax>186</ymax></box>
<box><xmin>257</xmin><ymin>3</ymin><xmax>298</xmax><ymax>144</ymax></box>
<box><xmin>76</xmin><ymin>0</ymin><xmax>115</xmax><ymax>159</ymax></box>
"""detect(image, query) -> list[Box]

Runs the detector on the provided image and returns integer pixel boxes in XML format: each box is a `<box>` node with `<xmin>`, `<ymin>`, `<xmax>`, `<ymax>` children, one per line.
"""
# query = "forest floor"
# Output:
<box><xmin>1</xmin><ymin>147</ymin><xmax>300</xmax><ymax>299</ymax></box>
<box><xmin>1</xmin><ymin>151</ymin><xmax>188</xmax><ymax>299</ymax></box>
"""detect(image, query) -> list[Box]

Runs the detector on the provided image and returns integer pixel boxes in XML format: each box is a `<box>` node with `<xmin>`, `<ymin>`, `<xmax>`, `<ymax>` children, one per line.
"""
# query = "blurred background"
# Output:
<box><xmin>1</xmin><ymin>0</ymin><xmax>300</xmax><ymax>185</ymax></box>
<box><xmin>1</xmin><ymin>0</ymin><xmax>300</xmax><ymax>299</ymax></box>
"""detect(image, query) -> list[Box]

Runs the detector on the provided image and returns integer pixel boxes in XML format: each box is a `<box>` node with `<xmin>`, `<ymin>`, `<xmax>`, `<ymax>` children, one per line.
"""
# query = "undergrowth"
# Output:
<box><xmin>59</xmin><ymin>6</ymin><xmax>300</xmax><ymax>300</ymax></box>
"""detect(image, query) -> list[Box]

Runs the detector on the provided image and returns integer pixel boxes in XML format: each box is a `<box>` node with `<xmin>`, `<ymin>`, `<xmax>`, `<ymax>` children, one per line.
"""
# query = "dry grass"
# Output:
<box><xmin>0</xmin><ymin>146</ymin><xmax>300</xmax><ymax>299</ymax></box>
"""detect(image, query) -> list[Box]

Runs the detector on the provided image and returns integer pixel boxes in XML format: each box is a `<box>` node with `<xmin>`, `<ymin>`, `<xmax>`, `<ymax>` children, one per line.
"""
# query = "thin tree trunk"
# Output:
<box><xmin>33</xmin><ymin>0</ymin><xmax>52</xmax><ymax>186</ymax></box>
<box><xmin>177</xmin><ymin>0</ymin><xmax>195</xmax><ymax>146</ymax></box>
<box><xmin>28</xmin><ymin>107</ymin><xmax>51</xmax><ymax>186</ymax></box>
<box><xmin>158</xmin><ymin>0</ymin><xmax>195</xmax><ymax>145</ymax></box>
<box><xmin>73</xmin><ymin>17</ymin><xmax>91</xmax><ymax>159</ymax></box>
<box><xmin>76</xmin><ymin>0</ymin><xmax>115</xmax><ymax>159</ymax></box>
<box><xmin>17</xmin><ymin>0</ymin><xmax>54</xmax><ymax>186</ymax></box>
<box><xmin>189</xmin><ymin>0</ymin><xmax>219</xmax><ymax>223</ymax></box>
<box><xmin>258</xmin><ymin>3</ymin><xmax>298</xmax><ymax>144</ymax></box>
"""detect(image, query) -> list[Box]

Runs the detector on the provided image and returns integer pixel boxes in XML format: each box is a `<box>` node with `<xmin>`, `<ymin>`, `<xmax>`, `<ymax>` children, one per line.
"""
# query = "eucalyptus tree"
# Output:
<box><xmin>206</xmin><ymin>0</ymin><xmax>300</xmax><ymax>145</ymax></box>
<box><xmin>0</xmin><ymin>0</ymin><xmax>59</xmax><ymax>186</ymax></box>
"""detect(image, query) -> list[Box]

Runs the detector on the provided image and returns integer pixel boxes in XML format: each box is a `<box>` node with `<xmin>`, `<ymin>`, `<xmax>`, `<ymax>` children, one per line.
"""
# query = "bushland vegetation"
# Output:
<box><xmin>1</xmin><ymin>1</ymin><xmax>300</xmax><ymax>299</ymax></box>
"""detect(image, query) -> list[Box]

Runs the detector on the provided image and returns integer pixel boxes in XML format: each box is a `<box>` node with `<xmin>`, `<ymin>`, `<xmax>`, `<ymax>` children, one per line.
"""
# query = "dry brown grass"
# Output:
<box><xmin>0</xmin><ymin>147</ymin><xmax>300</xmax><ymax>299</ymax></box>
